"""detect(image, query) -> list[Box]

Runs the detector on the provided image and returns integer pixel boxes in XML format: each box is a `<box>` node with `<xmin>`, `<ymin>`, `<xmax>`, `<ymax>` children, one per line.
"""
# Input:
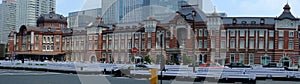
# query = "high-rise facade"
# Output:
<box><xmin>68</xmin><ymin>8</ymin><xmax>102</xmax><ymax>29</ymax></box>
<box><xmin>0</xmin><ymin>0</ymin><xmax>16</xmax><ymax>44</ymax></box>
<box><xmin>16</xmin><ymin>0</ymin><xmax>56</xmax><ymax>31</ymax></box>
<box><xmin>101</xmin><ymin>0</ymin><xmax>214</xmax><ymax>24</ymax></box>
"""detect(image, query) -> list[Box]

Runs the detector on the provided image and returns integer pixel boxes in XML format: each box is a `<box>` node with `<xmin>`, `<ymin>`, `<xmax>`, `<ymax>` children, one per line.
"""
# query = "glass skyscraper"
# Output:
<box><xmin>101</xmin><ymin>0</ymin><xmax>214</xmax><ymax>24</ymax></box>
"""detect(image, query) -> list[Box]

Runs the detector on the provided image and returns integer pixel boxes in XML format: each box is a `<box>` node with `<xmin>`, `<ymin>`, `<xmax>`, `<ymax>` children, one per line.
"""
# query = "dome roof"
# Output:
<box><xmin>277</xmin><ymin>4</ymin><xmax>298</xmax><ymax>20</ymax></box>
<box><xmin>37</xmin><ymin>11</ymin><xmax>67</xmax><ymax>24</ymax></box>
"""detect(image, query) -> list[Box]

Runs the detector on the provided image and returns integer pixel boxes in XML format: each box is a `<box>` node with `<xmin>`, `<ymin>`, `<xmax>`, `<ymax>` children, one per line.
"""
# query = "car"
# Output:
<box><xmin>225</xmin><ymin>63</ymin><xmax>251</xmax><ymax>68</ymax></box>
<box><xmin>263</xmin><ymin>62</ymin><xmax>280</xmax><ymax>68</ymax></box>
<box><xmin>199</xmin><ymin>63</ymin><xmax>227</xmax><ymax>68</ymax></box>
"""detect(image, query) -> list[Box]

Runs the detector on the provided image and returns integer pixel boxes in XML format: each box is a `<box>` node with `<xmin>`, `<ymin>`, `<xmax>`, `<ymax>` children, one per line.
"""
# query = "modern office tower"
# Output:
<box><xmin>102</xmin><ymin>0</ymin><xmax>119</xmax><ymax>24</ymax></box>
<box><xmin>0</xmin><ymin>0</ymin><xmax>16</xmax><ymax>44</ymax></box>
<box><xmin>101</xmin><ymin>0</ymin><xmax>214</xmax><ymax>24</ymax></box>
<box><xmin>16</xmin><ymin>0</ymin><xmax>56</xmax><ymax>31</ymax></box>
<box><xmin>68</xmin><ymin>8</ymin><xmax>102</xmax><ymax>29</ymax></box>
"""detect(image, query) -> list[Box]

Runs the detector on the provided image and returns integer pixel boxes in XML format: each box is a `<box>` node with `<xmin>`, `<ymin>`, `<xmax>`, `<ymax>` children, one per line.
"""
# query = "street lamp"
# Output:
<box><xmin>191</xmin><ymin>10</ymin><xmax>197</xmax><ymax>73</ymax></box>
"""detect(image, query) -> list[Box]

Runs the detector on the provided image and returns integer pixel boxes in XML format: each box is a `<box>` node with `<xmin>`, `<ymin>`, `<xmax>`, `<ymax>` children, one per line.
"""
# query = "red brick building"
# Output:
<box><xmin>7</xmin><ymin>11</ymin><xmax>71</xmax><ymax>62</ymax></box>
<box><xmin>7</xmin><ymin>4</ymin><xmax>300</xmax><ymax>66</ymax></box>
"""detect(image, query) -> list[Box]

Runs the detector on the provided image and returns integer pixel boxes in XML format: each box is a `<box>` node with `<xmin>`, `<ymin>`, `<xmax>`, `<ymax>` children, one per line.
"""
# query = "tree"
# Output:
<box><xmin>145</xmin><ymin>54</ymin><xmax>152</xmax><ymax>64</ymax></box>
<box><xmin>182</xmin><ymin>54</ymin><xmax>191</xmax><ymax>65</ymax></box>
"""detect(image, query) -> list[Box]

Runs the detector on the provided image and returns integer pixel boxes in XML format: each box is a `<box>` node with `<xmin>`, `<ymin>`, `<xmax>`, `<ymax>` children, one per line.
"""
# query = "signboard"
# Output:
<box><xmin>132</xmin><ymin>47</ymin><xmax>138</xmax><ymax>53</ymax></box>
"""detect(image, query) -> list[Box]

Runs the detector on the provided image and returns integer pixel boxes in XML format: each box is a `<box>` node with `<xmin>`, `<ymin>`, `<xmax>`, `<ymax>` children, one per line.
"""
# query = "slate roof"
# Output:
<box><xmin>177</xmin><ymin>5</ymin><xmax>207</xmax><ymax>22</ymax></box>
<box><xmin>222</xmin><ymin>17</ymin><xmax>275</xmax><ymax>24</ymax></box>
<box><xmin>277</xmin><ymin>4</ymin><xmax>297</xmax><ymax>20</ymax></box>
<box><xmin>37</xmin><ymin>11</ymin><xmax>67</xmax><ymax>24</ymax></box>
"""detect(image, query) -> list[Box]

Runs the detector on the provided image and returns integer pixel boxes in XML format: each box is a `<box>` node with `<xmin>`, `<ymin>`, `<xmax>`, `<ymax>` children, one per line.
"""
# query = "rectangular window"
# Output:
<box><xmin>269</xmin><ymin>40</ymin><xmax>274</xmax><ymax>49</ymax></box>
<box><xmin>135</xmin><ymin>40</ymin><xmax>139</xmax><ymax>48</ymax></box>
<box><xmin>230</xmin><ymin>54</ymin><xmax>235</xmax><ymax>63</ymax></box>
<box><xmin>128</xmin><ymin>40</ymin><xmax>132</xmax><ymax>49</ymax></box>
<box><xmin>115</xmin><ymin>33</ymin><xmax>119</xmax><ymax>39</ymax></box>
<box><xmin>288</xmin><ymin>40</ymin><xmax>294</xmax><ymax>50</ymax></box>
<box><xmin>239</xmin><ymin>54</ymin><xmax>244</xmax><ymax>64</ymax></box>
<box><xmin>249</xmin><ymin>53</ymin><xmax>254</xmax><ymax>65</ymax></box>
<box><xmin>115</xmin><ymin>41</ymin><xmax>119</xmax><ymax>49</ymax></box>
<box><xmin>102</xmin><ymin>35</ymin><xmax>106</xmax><ymax>40</ymax></box>
<box><xmin>122</xmin><ymin>33</ymin><xmax>125</xmax><ymax>39</ymax></box>
<box><xmin>221</xmin><ymin>30</ymin><xmax>226</xmax><ymax>37</ymax></box>
<box><xmin>94</xmin><ymin>35</ymin><xmax>98</xmax><ymax>40</ymax></box>
<box><xmin>166</xmin><ymin>32</ymin><xmax>171</xmax><ymax>38</ymax></box>
<box><xmin>35</xmin><ymin>44</ymin><xmax>38</xmax><ymax>50</ymax></box>
<box><xmin>198</xmin><ymin>40</ymin><xmax>202</xmax><ymax>48</ymax></box>
<box><xmin>269</xmin><ymin>31</ymin><xmax>274</xmax><ymax>37</ymax></box>
<box><xmin>36</xmin><ymin>36</ymin><xmax>39</xmax><ymax>42</ymax></box>
<box><xmin>135</xmin><ymin>33</ymin><xmax>139</xmax><ymax>38</ymax></box>
<box><xmin>148</xmin><ymin>32</ymin><xmax>151</xmax><ymax>37</ymax></box>
<box><xmin>278</xmin><ymin>40</ymin><xmax>284</xmax><ymax>49</ymax></box>
<box><xmin>259</xmin><ymin>30</ymin><xmax>264</xmax><ymax>37</ymax></box>
<box><xmin>221</xmin><ymin>40</ymin><xmax>226</xmax><ymax>49</ymax></box>
<box><xmin>102</xmin><ymin>43</ymin><xmax>106</xmax><ymax>49</ymax></box>
<box><xmin>250</xmin><ymin>30</ymin><xmax>255</xmax><ymax>36</ymax></box>
<box><xmin>289</xmin><ymin>31</ymin><xmax>294</xmax><ymax>37</ymax></box>
<box><xmin>279</xmin><ymin>30</ymin><xmax>284</xmax><ymax>37</ymax></box>
<box><xmin>89</xmin><ymin>41</ymin><xmax>92</xmax><ymax>50</ymax></box>
<box><xmin>56</xmin><ymin>36</ymin><xmax>60</xmax><ymax>42</ymax></box>
<box><xmin>142</xmin><ymin>41</ymin><xmax>145</xmax><ymax>49</ymax></box>
<box><xmin>121</xmin><ymin>41</ymin><xmax>125</xmax><ymax>49</ymax></box>
<box><xmin>259</xmin><ymin>40</ymin><xmax>264</xmax><ymax>49</ymax></box>
<box><xmin>204</xmin><ymin>40</ymin><xmax>207</xmax><ymax>48</ymax></box>
<box><xmin>166</xmin><ymin>40</ymin><xmax>169</xmax><ymax>48</ymax></box>
<box><xmin>128</xmin><ymin>33</ymin><xmax>132</xmax><ymax>39</ymax></box>
<box><xmin>199</xmin><ymin>29</ymin><xmax>203</xmax><ymax>36</ymax></box>
<box><xmin>211</xmin><ymin>40</ymin><xmax>215</xmax><ymax>48</ymax></box>
<box><xmin>249</xmin><ymin>39</ymin><xmax>254</xmax><ymax>49</ymax></box>
<box><xmin>109</xmin><ymin>42</ymin><xmax>112</xmax><ymax>50</ymax></box>
<box><xmin>109</xmin><ymin>34</ymin><xmax>112</xmax><ymax>40</ymax></box>
<box><xmin>147</xmin><ymin>40</ymin><xmax>151</xmax><ymax>48</ymax></box>
<box><xmin>204</xmin><ymin>29</ymin><xmax>208</xmax><ymax>36</ymax></box>
<box><xmin>230</xmin><ymin>39</ymin><xmax>235</xmax><ymax>48</ymax></box>
<box><xmin>239</xmin><ymin>39</ymin><xmax>244</xmax><ymax>49</ymax></box>
<box><xmin>94</xmin><ymin>42</ymin><xmax>98</xmax><ymax>50</ymax></box>
<box><xmin>210</xmin><ymin>30</ymin><xmax>214</xmax><ymax>36</ymax></box>
<box><xmin>142</xmin><ymin>33</ymin><xmax>145</xmax><ymax>38</ymax></box>
<box><xmin>230</xmin><ymin>30</ymin><xmax>235</xmax><ymax>36</ymax></box>
<box><xmin>240</xmin><ymin>30</ymin><xmax>245</xmax><ymax>36</ymax></box>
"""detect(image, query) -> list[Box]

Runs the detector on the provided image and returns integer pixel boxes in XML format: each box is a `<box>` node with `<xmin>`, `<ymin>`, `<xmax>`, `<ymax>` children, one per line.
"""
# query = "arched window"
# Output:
<box><xmin>261</xmin><ymin>55</ymin><xmax>271</xmax><ymax>65</ymax></box>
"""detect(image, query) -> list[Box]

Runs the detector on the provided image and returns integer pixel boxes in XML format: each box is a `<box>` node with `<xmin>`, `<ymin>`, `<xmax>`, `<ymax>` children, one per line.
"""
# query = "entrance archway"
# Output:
<box><xmin>280</xmin><ymin>57</ymin><xmax>291</xmax><ymax>67</ymax></box>
<box><xmin>90</xmin><ymin>56</ymin><xmax>96</xmax><ymax>63</ymax></box>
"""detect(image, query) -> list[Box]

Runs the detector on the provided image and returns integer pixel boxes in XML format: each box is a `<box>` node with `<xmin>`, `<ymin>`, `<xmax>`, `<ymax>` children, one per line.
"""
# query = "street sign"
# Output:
<box><xmin>132</xmin><ymin>47</ymin><xmax>138</xmax><ymax>53</ymax></box>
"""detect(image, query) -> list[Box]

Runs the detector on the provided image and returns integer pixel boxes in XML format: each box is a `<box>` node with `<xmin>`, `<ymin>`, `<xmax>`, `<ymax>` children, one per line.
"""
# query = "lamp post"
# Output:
<box><xmin>191</xmin><ymin>10</ymin><xmax>196</xmax><ymax>73</ymax></box>
<box><xmin>159</xmin><ymin>32</ymin><xmax>165</xmax><ymax>84</ymax></box>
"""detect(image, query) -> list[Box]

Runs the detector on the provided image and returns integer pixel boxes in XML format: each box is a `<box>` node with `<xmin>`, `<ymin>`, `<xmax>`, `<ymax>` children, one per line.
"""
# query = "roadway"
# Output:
<box><xmin>0</xmin><ymin>69</ymin><xmax>299</xmax><ymax>84</ymax></box>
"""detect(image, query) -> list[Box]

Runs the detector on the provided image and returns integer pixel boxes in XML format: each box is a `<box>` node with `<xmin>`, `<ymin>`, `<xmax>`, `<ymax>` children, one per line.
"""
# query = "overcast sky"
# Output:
<box><xmin>1</xmin><ymin>0</ymin><xmax>300</xmax><ymax>17</ymax></box>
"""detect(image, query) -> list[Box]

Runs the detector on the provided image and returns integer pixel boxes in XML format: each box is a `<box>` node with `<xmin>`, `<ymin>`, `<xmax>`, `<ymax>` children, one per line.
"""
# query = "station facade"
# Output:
<box><xmin>7</xmin><ymin>4</ymin><xmax>300</xmax><ymax>66</ymax></box>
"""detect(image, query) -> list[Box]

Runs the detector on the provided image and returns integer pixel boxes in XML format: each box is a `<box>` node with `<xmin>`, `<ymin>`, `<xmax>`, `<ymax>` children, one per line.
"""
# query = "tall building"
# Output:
<box><xmin>101</xmin><ymin>0</ymin><xmax>214</xmax><ymax>24</ymax></box>
<box><xmin>68</xmin><ymin>8</ymin><xmax>102</xmax><ymax>29</ymax></box>
<box><xmin>16</xmin><ymin>0</ymin><xmax>56</xmax><ymax>32</ymax></box>
<box><xmin>0</xmin><ymin>0</ymin><xmax>16</xmax><ymax>44</ymax></box>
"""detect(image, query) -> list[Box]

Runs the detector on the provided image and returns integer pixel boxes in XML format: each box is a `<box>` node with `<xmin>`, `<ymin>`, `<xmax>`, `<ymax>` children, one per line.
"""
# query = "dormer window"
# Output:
<box><xmin>251</xmin><ymin>21</ymin><xmax>256</xmax><ymax>24</ymax></box>
<box><xmin>260</xmin><ymin>18</ymin><xmax>265</xmax><ymax>24</ymax></box>
<box><xmin>241</xmin><ymin>21</ymin><xmax>247</xmax><ymax>24</ymax></box>
<box><xmin>232</xmin><ymin>18</ymin><xmax>237</xmax><ymax>24</ymax></box>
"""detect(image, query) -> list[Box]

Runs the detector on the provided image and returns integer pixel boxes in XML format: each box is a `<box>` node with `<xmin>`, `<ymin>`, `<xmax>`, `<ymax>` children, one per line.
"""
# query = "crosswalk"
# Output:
<box><xmin>0</xmin><ymin>69</ymin><xmax>63</xmax><ymax>76</ymax></box>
